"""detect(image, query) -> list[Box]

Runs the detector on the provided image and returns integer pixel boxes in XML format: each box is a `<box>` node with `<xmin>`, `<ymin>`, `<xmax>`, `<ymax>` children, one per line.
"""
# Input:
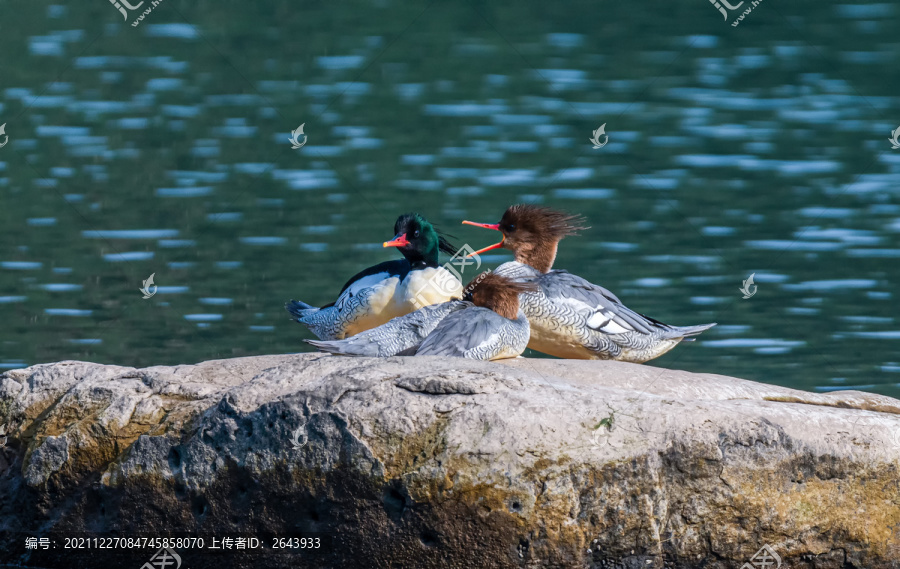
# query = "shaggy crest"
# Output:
<box><xmin>463</xmin><ymin>271</ymin><xmax>538</xmax><ymax>319</ymax></box>
<box><xmin>500</xmin><ymin>204</ymin><xmax>588</xmax><ymax>240</ymax></box>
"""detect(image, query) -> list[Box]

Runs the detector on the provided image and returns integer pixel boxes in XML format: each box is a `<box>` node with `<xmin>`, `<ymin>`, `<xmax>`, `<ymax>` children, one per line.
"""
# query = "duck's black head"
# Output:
<box><xmin>383</xmin><ymin>213</ymin><xmax>458</xmax><ymax>267</ymax></box>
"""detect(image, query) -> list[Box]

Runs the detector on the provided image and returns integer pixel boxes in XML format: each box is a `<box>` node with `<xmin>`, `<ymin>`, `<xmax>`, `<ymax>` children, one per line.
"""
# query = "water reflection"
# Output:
<box><xmin>1</xmin><ymin>0</ymin><xmax>899</xmax><ymax>398</ymax></box>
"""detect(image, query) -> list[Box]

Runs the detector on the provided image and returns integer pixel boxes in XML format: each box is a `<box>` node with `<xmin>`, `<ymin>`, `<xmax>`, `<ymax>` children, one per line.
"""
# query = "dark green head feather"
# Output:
<box><xmin>391</xmin><ymin>213</ymin><xmax>459</xmax><ymax>267</ymax></box>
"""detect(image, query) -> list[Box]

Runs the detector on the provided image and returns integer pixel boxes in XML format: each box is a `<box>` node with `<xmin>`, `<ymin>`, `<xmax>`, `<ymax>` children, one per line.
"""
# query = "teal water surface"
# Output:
<box><xmin>0</xmin><ymin>0</ymin><xmax>899</xmax><ymax>398</ymax></box>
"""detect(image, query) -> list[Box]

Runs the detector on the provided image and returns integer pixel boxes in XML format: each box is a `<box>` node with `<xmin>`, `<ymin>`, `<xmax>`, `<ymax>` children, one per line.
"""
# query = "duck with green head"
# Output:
<box><xmin>286</xmin><ymin>213</ymin><xmax>463</xmax><ymax>340</ymax></box>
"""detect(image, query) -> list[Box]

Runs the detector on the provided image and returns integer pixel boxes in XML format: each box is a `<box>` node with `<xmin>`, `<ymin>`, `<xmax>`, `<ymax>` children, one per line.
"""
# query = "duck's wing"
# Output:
<box><xmin>338</xmin><ymin>259</ymin><xmax>410</xmax><ymax>295</ymax></box>
<box><xmin>415</xmin><ymin>307</ymin><xmax>512</xmax><ymax>359</ymax></box>
<box><xmin>539</xmin><ymin>270</ymin><xmax>674</xmax><ymax>335</ymax></box>
<box><xmin>288</xmin><ymin>259</ymin><xmax>415</xmax><ymax>340</ymax></box>
<box><xmin>286</xmin><ymin>260</ymin><xmax>408</xmax><ymax>321</ymax></box>
<box><xmin>305</xmin><ymin>300</ymin><xmax>468</xmax><ymax>357</ymax></box>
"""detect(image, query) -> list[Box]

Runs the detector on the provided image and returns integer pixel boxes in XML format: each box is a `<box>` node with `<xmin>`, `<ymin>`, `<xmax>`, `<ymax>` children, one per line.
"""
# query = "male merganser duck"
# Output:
<box><xmin>286</xmin><ymin>213</ymin><xmax>464</xmax><ymax>340</ymax></box>
<box><xmin>462</xmin><ymin>204</ymin><xmax>716</xmax><ymax>362</ymax></box>
<box><xmin>305</xmin><ymin>272</ymin><xmax>538</xmax><ymax>361</ymax></box>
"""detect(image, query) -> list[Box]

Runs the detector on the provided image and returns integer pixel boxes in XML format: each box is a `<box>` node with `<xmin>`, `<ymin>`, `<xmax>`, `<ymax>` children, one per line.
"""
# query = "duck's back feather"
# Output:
<box><xmin>416</xmin><ymin>308</ymin><xmax>530</xmax><ymax>360</ymax></box>
<box><xmin>339</xmin><ymin>259</ymin><xmax>411</xmax><ymax>296</ymax></box>
<box><xmin>494</xmin><ymin>261</ymin><xmax>715</xmax><ymax>362</ymax></box>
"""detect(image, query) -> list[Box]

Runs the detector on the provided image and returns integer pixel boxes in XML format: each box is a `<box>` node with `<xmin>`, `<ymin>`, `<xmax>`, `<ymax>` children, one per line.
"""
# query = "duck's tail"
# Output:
<box><xmin>305</xmin><ymin>338</ymin><xmax>373</xmax><ymax>357</ymax></box>
<box><xmin>673</xmin><ymin>322</ymin><xmax>717</xmax><ymax>341</ymax></box>
<box><xmin>285</xmin><ymin>300</ymin><xmax>339</xmax><ymax>340</ymax></box>
<box><xmin>285</xmin><ymin>300</ymin><xmax>317</xmax><ymax>321</ymax></box>
<box><xmin>284</xmin><ymin>300</ymin><xmax>326</xmax><ymax>340</ymax></box>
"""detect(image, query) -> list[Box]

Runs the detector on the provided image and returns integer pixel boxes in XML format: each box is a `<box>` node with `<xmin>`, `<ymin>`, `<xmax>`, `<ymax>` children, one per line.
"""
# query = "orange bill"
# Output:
<box><xmin>462</xmin><ymin>221</ymin><xmax>500</xmax><ymax>231</ymax></box>
<box><xmin>383</xmin><ymin>233</ymin><xmax>410</xmax><ymax>248</ymax></box>
<box><xmin>462</xmin><ymin>220</ymin><xmax>504</xmax><ymax>257</ymax></box>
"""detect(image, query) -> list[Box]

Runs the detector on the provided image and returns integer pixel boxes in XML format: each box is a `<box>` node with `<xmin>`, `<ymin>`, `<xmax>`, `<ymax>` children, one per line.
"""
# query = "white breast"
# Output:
<box><xmin>397</xmin><ymin>267</ymin><xmax>463</xmax><ymax>310</ymax></box>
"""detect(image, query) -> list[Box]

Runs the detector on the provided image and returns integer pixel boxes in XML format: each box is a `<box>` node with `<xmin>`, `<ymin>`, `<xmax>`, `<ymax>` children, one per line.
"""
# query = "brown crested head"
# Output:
<box><xmin>498</xmin><ymin>205</ymin><xmax>587</xmax><ymax>273</ymax></box>
<box><xmin>500</xmin><ymin>205</ymin><xmax>587</xmax><ymax>239</ymax></box>
<box><xmin>462</xmin><ymin>271</ymin><xmax>539</xmax><ymax>320</ymax></box>
<box><xmin>463</xmin><ymin>205</ymin><xmax>588</xmax><ymax>273</ymax></box>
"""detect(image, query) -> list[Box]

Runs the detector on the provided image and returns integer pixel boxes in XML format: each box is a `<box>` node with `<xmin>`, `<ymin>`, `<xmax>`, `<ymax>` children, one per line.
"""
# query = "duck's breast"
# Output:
<box><xmin>397</xmin><ymin>266</ymin><xmax>463</xmax><ymax>310</ymax></box>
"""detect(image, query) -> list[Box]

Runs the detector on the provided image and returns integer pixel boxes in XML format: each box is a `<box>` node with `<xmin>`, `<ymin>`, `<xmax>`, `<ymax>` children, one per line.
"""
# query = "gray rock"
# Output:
<box><xmin>1</xmin><ymin>354</ymin><xmax>899</xmax><ymax>568</ymax></box>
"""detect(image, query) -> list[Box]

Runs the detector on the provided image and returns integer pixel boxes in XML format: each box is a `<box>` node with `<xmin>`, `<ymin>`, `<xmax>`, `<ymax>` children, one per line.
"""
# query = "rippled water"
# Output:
<box><xmin>1</xmin><ymin>0</ymin><xmax>899</xmax><ymax>398</ymax></box>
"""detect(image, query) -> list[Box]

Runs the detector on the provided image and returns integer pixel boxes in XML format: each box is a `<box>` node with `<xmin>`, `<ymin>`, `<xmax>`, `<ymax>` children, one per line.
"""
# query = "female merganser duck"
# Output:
<box><xmin>305</xmin><ymin>272</ymin><xmax>538</xmax><ymax>361</ymax></box>
<box><xmin>462</xmin><ymin>204</ymin><xmax>716</xmax><ymax>362</ymax></box>
<box><xmin>286</xmin><ymin>213</ymin><xmax>464</xmax><ymax>340</ymax></box>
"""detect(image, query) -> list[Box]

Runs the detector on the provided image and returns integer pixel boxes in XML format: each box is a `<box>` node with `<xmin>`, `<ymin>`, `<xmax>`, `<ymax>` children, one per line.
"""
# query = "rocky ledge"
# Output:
<box><xmin>1</xmin><ymin>354</ymin><xmax>899</xmax><ymax>569</ymax></box>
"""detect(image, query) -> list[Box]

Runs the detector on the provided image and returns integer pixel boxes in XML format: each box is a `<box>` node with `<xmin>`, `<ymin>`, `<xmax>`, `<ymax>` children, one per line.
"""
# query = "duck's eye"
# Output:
<box><xmin>506</xmin><ymin>224</ymin><xmax>516</xmax><ymax>232</ymax></box>
<box><xmin>413</xmin><ymin>230</ymin><xmax>420</xmax><ymax>238</ymax></box>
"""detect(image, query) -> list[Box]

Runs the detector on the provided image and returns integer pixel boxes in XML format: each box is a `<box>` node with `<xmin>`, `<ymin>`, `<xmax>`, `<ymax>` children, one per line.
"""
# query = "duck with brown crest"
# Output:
<box><xmin>463</xmin><ymin>204</ymin><xmax>716</xmax><ymax>362</ymax></box>
<box><xmin>286</xmin><ymin>213</ymin><xmax>463</xmax><ymax>340</ymax></box>
<box><xmin>306</xmin><ymin>271</ymin><xmax>538</xmax><ymax>361</ymax></box>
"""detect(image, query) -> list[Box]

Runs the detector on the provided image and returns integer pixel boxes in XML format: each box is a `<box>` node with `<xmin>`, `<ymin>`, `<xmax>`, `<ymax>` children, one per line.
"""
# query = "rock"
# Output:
<box><xmin>1</xmin><ymin>354</ymin><xmax>899</xmax><ymax>568</ymax></box>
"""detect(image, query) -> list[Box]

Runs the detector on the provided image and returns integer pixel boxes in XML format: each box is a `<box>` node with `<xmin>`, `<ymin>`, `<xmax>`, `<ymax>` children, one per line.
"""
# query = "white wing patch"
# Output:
<box><xmin>586</xmin><ymin>309</ymin><xmax>631</xmax><ymax>334</ymax></box>
<box><xmin>343</xmin><ymin>271</ymin><xmax>393</xmax><ymax>298</ymax></box>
